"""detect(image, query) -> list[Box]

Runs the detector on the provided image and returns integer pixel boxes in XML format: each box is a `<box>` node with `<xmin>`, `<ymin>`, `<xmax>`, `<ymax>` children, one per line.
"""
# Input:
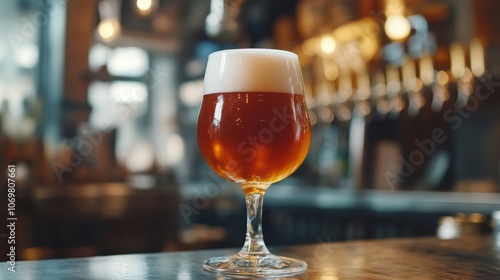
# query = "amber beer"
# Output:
<box><xmin>197</xmin><ymin>91</ymin><xmax>311</xmax><ymax>185</ymax></box>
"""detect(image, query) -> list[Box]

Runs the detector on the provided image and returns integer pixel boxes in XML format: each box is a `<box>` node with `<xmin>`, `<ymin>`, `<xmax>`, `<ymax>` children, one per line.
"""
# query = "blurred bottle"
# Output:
<box><xmin>437</xmin><ymin>213</ymin><xmax>488</xmax><ymax>239</ymax></box>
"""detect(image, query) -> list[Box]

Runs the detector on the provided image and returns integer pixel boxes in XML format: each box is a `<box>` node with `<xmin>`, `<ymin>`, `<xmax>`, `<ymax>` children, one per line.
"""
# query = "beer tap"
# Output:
<box><xmin>386</xmin><ymin>65</ymin><xmax>405</xmax><ymax>118</ymax></box>
<box><xmin>205</xmin><ymin>0</ymin><xmax>245</xmax><ymax>40</ymax></box>
<box><xmin>469</xmin><ymin>38</ymin><xmax>485</xmax><ymax>78</ymax></box>
<box><xmin>418</xmin><ymin>55</ymin><xmax>447</xmax><ymax>113</ymax></box>
<box><xmin>354</xmin><ymin>71</ymin><xmax>372</xmax><ymax>118</ymax></box>
<box><xmin>431</xmin><ymin>71</ymin><xmax>450</xmax><ymax>112</ymax></box>
<box><xmin>315</xmin><ymin>57</ymin><xmax>336</xmax><ymax>124</ymax></box>
<box><xmin>403</xmin><ymin>59</ymin><xmax>425</xmax><ymax>117</ymax></box>
<box><xmin>373</xmin><ymin>69</ymin><xmax>390</xmax><ymax>117</ymax></box>
<box><xmin>336</xmin><ymin>70</ymin><xmax>353</xmax><ymax>122</ymax></box>
<box><xmin>450</xmin><ymin>43</ymin><xmax>473</xmax><ymax>108</ymax></box>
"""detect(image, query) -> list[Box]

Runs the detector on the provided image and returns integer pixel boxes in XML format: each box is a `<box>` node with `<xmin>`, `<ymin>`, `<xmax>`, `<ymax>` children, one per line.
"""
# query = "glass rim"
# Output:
<box><xmin>208</xmin><ymin>48</ymin><xmax>298</xmax><ymax>59</ymax></box>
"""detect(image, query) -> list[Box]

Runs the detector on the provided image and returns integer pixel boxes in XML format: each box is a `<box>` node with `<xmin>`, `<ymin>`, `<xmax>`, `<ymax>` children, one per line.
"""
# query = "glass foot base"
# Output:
<box><xmin>203</xmin><ymin>253</ymin><xmax>307</xmax><ymax>277</ymax></box>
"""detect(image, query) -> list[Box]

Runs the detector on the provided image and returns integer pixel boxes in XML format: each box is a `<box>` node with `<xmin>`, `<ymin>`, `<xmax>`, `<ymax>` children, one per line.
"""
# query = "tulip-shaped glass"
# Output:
<box><xmin>197</xmin><ymin>48</ymin><xmax>311</xmax><ymax>277</ymax></box>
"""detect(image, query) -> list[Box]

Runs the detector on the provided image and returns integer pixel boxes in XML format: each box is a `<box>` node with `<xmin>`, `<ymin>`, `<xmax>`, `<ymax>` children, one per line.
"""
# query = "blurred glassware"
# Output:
<box><xmin>96</xmin><ymin>0</ymin><xmax>122</xmax><ymax>43</ymax></box>
<box><xmin>493</xmin><ymin>211</ymin><xmax>500</xmax><ymax>249</ymax></box>
<box><xmin>438</xmin><ymin>213</ymin><xmax>487</xmax><ymax>240</ymax></box>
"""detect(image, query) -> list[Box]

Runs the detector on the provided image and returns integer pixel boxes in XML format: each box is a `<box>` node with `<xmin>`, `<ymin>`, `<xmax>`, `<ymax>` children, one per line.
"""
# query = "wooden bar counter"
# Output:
<box><xmin>2</xmin><ymin>235</ymin><xmax>500</xmax><ymax>279</ymax></box>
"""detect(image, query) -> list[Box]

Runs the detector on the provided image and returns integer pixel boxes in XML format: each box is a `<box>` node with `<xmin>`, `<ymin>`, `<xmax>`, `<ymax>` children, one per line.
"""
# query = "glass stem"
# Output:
<box><xmin>240</xmin><ymin>191</ymin><xmax>270</xmax><ymax>256</ymax></box>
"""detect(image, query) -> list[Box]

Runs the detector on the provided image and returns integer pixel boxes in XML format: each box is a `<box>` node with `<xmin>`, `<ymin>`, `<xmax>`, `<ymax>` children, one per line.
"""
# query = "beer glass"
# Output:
<box><xmin>197</xmin><ymin>49</ymin><xmax>311</xmax><ymax>277</ymax></box>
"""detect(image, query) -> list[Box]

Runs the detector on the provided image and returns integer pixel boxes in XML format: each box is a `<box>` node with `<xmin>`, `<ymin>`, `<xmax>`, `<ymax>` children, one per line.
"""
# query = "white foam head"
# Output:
<box><xmin>203</xmin><ymin>49</ymin><xmax>304</xmax><ymax>95</ymax></box>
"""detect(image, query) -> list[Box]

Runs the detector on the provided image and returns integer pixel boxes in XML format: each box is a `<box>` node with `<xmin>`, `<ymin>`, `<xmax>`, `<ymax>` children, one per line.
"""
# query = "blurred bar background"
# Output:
<box><xmin>0</xmin><ymin>0</ymin><xmax>499</xmax><ymax>261</ymax></box>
